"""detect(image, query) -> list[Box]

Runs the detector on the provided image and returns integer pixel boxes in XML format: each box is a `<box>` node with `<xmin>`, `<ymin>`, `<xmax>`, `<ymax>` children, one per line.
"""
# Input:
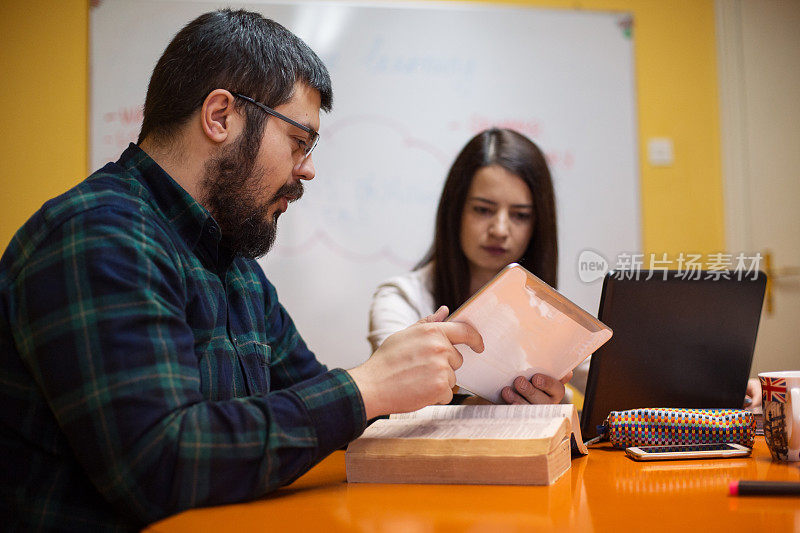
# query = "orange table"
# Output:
<box><xmin>146</xmin><ymin>438</ymin><xmax>800</xmax><ymax>532</ymax></box>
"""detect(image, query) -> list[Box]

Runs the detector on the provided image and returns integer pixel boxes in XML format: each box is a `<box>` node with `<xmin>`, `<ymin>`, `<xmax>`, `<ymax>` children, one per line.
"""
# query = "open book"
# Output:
<box><xmin>448</xmin><ymin>263</ymin><xmax>612</xmax><ymax>404</ymax></box>
<box><xmin>346</xmin><ymin>404</ymin><xmax>586</xmax><ymax>486</ymax></box>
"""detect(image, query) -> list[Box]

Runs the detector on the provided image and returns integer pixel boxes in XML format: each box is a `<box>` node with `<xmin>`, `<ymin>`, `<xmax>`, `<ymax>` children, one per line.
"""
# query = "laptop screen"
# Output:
<box><xmin>579</xmin><ymin>270</ymin><xmax>766</xmax><ymax>440</ymax></box>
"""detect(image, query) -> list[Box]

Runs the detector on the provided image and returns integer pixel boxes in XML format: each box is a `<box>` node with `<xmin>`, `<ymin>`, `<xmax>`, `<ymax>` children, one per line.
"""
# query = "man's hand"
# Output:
<box><xmin>500</xmin><ymin>371</ymin><xmax>573</xmax><ymax>405</ymax></box>
<box><xmin>348</xmin><ymin>306</ymin><xmax>484</xmax><ymax>419</ymax></box>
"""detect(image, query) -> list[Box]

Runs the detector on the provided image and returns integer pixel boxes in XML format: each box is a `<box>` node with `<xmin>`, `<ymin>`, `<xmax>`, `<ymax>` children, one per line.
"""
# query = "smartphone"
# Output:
<box><xmin>625</xmin><ymin>443</ymin><xmax>752</xmax><ymax>461</ymax></box>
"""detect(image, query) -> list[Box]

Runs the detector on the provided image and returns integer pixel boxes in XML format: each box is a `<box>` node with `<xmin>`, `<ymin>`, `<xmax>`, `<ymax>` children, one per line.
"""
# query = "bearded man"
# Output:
<box><xmin>0</xmin><ymin>9</ymin><xmax>482</xmax><ymax>531</ymax></box>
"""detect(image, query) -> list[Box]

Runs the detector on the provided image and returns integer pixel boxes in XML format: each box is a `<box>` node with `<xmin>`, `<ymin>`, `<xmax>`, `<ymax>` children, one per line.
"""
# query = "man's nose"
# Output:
<box><xmin>294</xmin><ymin>154</ymin><xmax>315</xmax><ymax>180</ymax></box>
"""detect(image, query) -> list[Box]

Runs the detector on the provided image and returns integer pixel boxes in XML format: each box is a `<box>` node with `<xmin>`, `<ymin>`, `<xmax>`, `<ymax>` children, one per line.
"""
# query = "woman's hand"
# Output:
<box><xmin>500</xmin><ymin>371</ymin><xmax>573</xmax><ymax>405</ymax></box>
<box><xmin>745</xmin><ymin>377</ymin><xmax>762</xmax><ymax>408</ymax></box>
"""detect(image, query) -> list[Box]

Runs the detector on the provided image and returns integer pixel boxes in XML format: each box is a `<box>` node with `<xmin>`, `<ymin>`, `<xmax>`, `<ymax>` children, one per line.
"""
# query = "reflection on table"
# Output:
<box><xmin>146</xmin><ymin>438</ymin><xmax>800</xmax><ymax>532</ymax></box>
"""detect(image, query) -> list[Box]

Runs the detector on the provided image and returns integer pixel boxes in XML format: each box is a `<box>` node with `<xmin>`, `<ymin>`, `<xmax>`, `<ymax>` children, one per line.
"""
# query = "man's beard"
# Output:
<box><xmin>199</xmin><ymin>133</ymin><xmax>303</xmax><ymax>259</ymax></box>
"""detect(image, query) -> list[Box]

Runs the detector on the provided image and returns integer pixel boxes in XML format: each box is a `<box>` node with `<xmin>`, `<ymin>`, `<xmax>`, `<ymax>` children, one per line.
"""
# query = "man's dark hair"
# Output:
<box><xmin>138</xmin><ymin>9</ymin><xmax>332</xmax><ymax>144</ymax></box>
<box><xmin>419</xmin><ymin>128</ymin><xmax>559</xmax><ymax>312</ymax></box>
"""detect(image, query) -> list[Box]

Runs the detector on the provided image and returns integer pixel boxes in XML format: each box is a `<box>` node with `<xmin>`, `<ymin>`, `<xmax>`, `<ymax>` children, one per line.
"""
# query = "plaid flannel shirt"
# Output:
<box><xmin>0</xmin><ymin>144</ymin><xmax>366</xmax><ymax>531</ymax></box>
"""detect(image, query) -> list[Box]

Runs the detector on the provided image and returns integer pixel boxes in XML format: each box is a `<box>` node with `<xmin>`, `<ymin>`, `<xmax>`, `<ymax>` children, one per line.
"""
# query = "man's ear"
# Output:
<box><xmin>200</xmin><ymin>89</ymin><xmax>239</xmax><ymax>143</ymax></box>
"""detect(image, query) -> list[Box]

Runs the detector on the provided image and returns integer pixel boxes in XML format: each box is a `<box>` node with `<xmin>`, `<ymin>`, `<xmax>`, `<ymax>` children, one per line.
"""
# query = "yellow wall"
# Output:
<box><xmin>0</xmin><ymin>0</ymin><xmax>88</xmax><ymax>248</ymax></box>
<box><xmin>0</xmin><ymin>0</ymin><xmax>724</xmax><ymax>257</ymax></box>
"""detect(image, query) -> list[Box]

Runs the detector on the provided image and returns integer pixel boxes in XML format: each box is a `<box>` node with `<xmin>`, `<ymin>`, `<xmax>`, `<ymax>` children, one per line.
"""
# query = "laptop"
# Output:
<box><xmin>580</xmin><ymin>270</ymin><xmax>767</xmax><ymax>440</ymax></box>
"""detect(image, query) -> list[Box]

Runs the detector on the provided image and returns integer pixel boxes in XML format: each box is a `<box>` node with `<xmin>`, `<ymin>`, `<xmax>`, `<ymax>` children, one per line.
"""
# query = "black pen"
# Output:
<box><xmin>729</xmin><ymin>480</ymin><xmax>800</xmax><ymax>496</ymax></box>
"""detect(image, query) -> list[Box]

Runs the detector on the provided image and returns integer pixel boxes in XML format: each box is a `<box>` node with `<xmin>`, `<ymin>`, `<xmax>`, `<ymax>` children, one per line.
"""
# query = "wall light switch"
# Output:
<box><xmin>647</xmin><ymin>137</ymin><xmax>674</xmax><ymax>166</ymax></box>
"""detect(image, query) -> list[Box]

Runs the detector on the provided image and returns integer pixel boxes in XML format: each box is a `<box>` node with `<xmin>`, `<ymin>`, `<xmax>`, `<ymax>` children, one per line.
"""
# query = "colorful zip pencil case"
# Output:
<box><xmin>595</xmin><ymin>408</ymin><xmax>756</xmax><ymax>448</ymax></box>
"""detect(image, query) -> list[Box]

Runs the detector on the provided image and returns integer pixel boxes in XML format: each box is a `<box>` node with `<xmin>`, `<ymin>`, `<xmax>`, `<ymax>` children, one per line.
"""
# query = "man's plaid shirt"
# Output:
<box><xmin>0</xmin><ymin>144</ymin><xmax>366</xmax><ymax>531</ymax></box>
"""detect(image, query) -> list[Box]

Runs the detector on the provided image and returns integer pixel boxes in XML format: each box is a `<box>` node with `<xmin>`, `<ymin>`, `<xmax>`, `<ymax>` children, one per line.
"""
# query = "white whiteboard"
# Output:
<box><xmin>91</xmin><ymin>1</ymin><xmax>639</xmax><ymax>370</ymax></box>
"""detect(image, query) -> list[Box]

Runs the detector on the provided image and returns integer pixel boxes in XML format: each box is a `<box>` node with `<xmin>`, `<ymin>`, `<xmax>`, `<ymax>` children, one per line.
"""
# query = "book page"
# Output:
<box><xmin>391</xmin><ymin>404</ymin><xmax>587</xmax><ymax>454</ymax></box>
<box><xmin>391</xmin><ymin>404</ymin><xmax>574</xmax><ymax>421</ymax></box>
<box><xmin>363</xmin><ymin>417</ymin><xmax>567</xmax><ymax>440</ymax></box>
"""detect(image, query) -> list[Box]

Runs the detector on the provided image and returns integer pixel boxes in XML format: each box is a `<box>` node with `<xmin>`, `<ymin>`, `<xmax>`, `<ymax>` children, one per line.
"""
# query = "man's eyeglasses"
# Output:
<box><xmin>231</xmin><ymin>92</ymin><xmax>319</xmax><ymax>160</ymax></box>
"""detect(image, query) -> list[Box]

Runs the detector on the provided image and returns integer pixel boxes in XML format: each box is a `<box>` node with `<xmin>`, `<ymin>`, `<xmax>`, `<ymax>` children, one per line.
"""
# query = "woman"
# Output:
<box><xmin>369</xmin><ymin>128</ymin><xmax>572</xmax><ymax>404</ymax></box>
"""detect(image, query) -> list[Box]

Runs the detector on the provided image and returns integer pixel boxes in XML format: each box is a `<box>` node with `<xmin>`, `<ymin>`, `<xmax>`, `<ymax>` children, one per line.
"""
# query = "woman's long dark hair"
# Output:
<box><xmin>419</xmin><ymin>128</ymin><xmax>558</xmax><ymax>312</ymax></box>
